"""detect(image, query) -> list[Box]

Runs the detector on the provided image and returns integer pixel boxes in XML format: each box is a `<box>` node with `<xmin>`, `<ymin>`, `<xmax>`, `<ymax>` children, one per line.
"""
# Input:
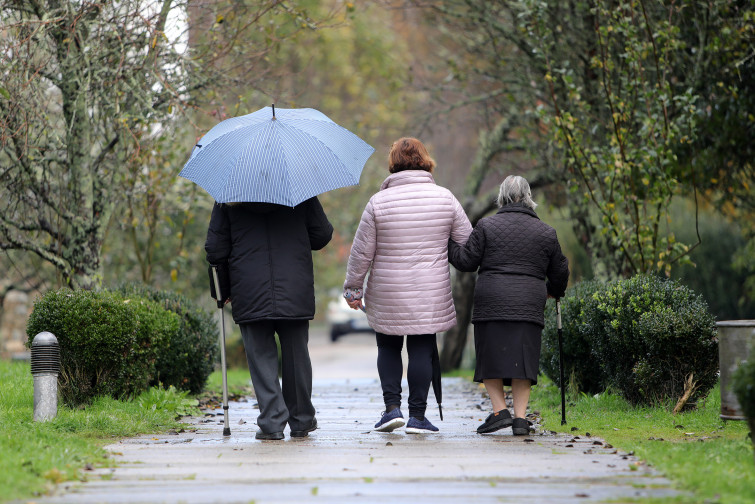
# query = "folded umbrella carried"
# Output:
<box><xmin>432</xmin><ymin>342</ymin><xmax>443</xmax><ymax>421</ymax></box>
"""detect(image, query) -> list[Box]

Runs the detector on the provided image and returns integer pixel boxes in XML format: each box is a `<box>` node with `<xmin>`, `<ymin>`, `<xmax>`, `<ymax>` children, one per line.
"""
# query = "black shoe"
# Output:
<box><xmin>255</xmin><ymin>429</ymin><xmax>284</xmax><ymax>440</ymax></box>
<box><xmin>477</xmin><ymin>409</ymin><xmax>513</xmax><ymax>434</ymax></box>
<box><xmin>512</xmin><ymin>417</ymin><xmax>530</xmax><ymax>436</ymax></box>
<box><xmin>290</xmin><ymin>418</ymin><xmax>318</xmax><ymax>438</ymax></box>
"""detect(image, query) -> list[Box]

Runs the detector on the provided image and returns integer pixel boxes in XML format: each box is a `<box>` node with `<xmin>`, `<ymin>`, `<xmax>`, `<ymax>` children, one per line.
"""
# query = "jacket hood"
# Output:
<box><xmin>380</xmin><ymin>170</ymin><xmax>436</xmax><ymax>190</ymax></box>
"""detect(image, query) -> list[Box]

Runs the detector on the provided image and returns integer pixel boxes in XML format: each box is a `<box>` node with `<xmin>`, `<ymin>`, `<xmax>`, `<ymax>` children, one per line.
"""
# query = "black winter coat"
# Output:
<box><xmin>448</xmin><ymin>203</ymin><xmax>569</xmax><ymax>327</ymax></box>
<box><xmin>205</xmin><ymin>198</ymin><xmax>333</xmax><ymax>324</ymax></box>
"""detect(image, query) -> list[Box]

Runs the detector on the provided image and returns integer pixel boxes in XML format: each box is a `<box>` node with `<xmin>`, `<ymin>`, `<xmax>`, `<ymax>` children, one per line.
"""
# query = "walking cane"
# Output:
<box><xmin>211</xmin><ymin>266</ymin><xmax>231</xmax><ymax>437</ymax></box>
<box><xmin>557</xmin><ymin>299</ymin><xmax>566</xmax><ymax>425</ymax></box>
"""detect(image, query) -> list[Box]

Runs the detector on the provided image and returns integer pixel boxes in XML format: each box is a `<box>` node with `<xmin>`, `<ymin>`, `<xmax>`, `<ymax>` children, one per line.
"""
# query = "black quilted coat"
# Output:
<box><xmin>204</xmin><ymin>198</ymin><xmax>333</xmax><ymax>324</ymax></box>
<box><xmin>448</xmin><ymin>203</ymin><xmax>569</xmax><ymax>327</ymax></box>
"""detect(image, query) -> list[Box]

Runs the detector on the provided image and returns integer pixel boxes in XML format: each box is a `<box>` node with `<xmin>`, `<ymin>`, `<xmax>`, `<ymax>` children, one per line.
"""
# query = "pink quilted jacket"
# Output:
<box><xmin>344</xmin><ymin>170</ymin><xmax>473</xmax><ymax>335</ymax></box>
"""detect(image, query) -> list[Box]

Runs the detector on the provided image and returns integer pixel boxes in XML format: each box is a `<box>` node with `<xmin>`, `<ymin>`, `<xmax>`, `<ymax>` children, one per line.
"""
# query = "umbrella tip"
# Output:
<box><xmin>272</xmin><ymin>104</ymin><xmax>276</xmax><ymax>120</ymax></box>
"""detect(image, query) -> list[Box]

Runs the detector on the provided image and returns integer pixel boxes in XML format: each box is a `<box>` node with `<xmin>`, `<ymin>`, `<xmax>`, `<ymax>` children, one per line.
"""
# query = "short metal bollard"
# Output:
<box><xmin>31</xmin><ymin>332</ymin><xmax>60</xmax><ymax>422</ymax></box>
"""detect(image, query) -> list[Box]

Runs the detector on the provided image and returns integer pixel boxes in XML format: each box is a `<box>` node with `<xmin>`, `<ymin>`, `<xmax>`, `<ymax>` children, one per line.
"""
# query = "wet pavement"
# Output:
<box><xmin>36</xmin><ymin>328</ymin><xmax>680</xmax><ymax>503</ymax></box>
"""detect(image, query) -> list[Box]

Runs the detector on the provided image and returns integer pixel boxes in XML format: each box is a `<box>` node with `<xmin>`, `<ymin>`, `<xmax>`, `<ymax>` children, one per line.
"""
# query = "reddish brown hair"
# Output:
<box><xmin>388</xmin><ymin>137</ymin><xmax>436</xmax><ymax>173</ymax></box>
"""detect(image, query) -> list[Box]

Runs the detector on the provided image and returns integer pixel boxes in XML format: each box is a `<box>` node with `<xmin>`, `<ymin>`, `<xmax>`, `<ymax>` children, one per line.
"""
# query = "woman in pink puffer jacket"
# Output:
<box><xmin>344</xmin><ymin>137</ymin><xmax>472</xmax><ymax>434</ymax></box>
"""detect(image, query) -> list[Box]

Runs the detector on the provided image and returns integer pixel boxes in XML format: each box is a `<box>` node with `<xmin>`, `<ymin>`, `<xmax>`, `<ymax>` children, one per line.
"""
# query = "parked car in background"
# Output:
<box><xmin>326</xmin><ymin>296</ymin><xmax>374</xmax><ymax>342</ymax></box>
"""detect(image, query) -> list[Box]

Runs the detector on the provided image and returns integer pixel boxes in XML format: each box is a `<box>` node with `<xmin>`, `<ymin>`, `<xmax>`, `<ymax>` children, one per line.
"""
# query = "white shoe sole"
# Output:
<box><xmin>406</xmin><ymin>427</ymin><xmax>438</xmax><ymax>434</ymax></box>
<box><xmin>374</xmin><ymin>418</ymin><xmax>405</xmax><ymax>432</ymax></box>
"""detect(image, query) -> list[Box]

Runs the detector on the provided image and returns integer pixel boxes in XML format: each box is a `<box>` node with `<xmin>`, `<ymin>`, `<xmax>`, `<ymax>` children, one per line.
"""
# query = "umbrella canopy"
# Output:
<box><xmin>179</xmin><ymin>106</ymin><xmax>375</xmax><ymax>206</ymax></box>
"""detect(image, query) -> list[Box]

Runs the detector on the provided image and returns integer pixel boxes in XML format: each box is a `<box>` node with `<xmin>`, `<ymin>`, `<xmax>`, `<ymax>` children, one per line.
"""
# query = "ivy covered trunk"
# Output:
<box><xmin>0</xmin><ymin>1</ymin><xmax>172</xmax><ymax>290</ymax></box>
<box><xmin>0</xmin><ymin>3</ymin><xmax>121</xmax><ymax>291</ymax></box>
<box><xmin>60</xmin><ymin>34</ymin><xmax>113</xmax><ymax>290</ymax></box>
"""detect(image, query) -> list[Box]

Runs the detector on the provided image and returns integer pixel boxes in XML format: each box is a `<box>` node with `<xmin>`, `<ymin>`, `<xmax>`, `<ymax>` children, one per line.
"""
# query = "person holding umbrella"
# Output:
<box><xmin>192</xmin><ymin>106</ymin><xmax>374</xmax><ymax>441</ymax></box>
<box><xmin>343</xmin><ymin>137</ymin><xmax>472</xmax><ymax>434</ymax></box>
<box><xmin>206</xmin><ymin>199</ymin><xmax>333</xmax><ymax>440</ymax></box>
<box><xmin>448</xmin><ymin>175</ymin><xmax>569</xmax><ymax>435</ymax></box>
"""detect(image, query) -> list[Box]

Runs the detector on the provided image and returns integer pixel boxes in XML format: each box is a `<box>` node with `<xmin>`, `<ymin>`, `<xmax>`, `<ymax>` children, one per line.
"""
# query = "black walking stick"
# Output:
<box><xmin>211</xmin><ymin>266</ymin><xmax>231</xmax><ymax>437</ymax></box>
<box><xmin>557</xmin><ymin>299</ymin><xmax>566</xmax><ymax>425</ymax></box>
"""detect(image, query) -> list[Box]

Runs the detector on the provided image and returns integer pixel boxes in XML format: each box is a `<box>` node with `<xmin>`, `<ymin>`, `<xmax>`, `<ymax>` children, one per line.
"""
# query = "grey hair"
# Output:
<box><xmin>496</xmin><ymin>175</ymin><xmax>537</xmax><ymax>210</ymax></box>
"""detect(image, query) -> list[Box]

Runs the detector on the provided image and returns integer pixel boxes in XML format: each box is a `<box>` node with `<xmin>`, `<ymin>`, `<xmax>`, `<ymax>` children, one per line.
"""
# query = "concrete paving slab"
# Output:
<box><xmin>29</xmin><ymin>327</ymin><xmax>682</xmax><ymax>503</ymax></box>
<box><xmin>36</xmin><ymin>378</ymin><xmax>680</xmax><ymax>504</ymax></box>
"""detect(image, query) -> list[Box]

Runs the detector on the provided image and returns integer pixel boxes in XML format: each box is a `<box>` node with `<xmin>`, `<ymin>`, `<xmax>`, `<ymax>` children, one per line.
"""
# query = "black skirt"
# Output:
<box><xmin>473</xmin><ymin>320</ymin><xmax>542</xmax><ymax>385</ymax></box>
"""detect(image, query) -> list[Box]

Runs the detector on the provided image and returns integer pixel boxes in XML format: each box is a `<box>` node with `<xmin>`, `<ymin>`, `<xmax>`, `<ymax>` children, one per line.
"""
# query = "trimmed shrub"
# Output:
<box><xmin>115</xmin><ymin>283</ymin><xmax>219</xmax><ymax>394</ymax></box>
<box><xmin>26</xmin><ymin>289</ymin><xmax>180</xmax><ymax>406</ymax></box>
<box><xmin>541</xmin><ymin>280</ymin><xmax>605</xmax><ymax>395</ymax></box>
<box><xmin>584</xmin><ymin>274</ymin><xmax>718</xmax><ymax>406</ymax></box>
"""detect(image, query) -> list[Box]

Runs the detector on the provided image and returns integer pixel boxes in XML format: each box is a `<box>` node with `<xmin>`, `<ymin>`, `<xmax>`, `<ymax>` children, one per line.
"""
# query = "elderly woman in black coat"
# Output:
<box><xmin>449</xmin><ymin>175</ymin><xmax>569</xmax><ymax>435</ymax></box>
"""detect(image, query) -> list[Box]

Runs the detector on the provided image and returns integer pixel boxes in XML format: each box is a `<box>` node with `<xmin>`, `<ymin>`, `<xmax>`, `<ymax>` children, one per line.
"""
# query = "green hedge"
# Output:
<box><xmin>26</xmin><ymin>290</ymin><xmax>179</xmax><ymax>406</ymax></box>
<box><xmin>26</xmin><ymin>287</ymin><xmax>219</xmax><ymax>406</ymax></box>
<box><xmin>541</xmin><ymin>280</ymin><xmax>605</xmax><ymax>395</ymax></box>
<box><xmin>541</xmin><ymin>275</ymin><xmax>719</xmax><ymax>407</ymax></box>
<box><xmin>115</xmin><ymin>283</ymin><xmax>218</xmax><ymax>394</ymax></box>
<box><xmin>589</xmin><ymin>275</ymin><xmax>718</xmax><ymax>405</ymax></box>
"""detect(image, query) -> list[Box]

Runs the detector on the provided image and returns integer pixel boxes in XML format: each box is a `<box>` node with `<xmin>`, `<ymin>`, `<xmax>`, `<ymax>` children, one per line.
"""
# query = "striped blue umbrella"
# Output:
<box><xmin>179</xmin><ymin>106</ymin><xmax>375</xmax><ymax>206</ymax></box>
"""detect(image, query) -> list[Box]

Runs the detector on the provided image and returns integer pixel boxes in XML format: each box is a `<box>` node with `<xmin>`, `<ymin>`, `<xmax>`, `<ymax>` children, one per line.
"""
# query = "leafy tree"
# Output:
<box><xmin>671</xmin><ymin>1</ymin><xmax>755</xmax><ymax>304</ymax></box>
<box><xmin>537</xmin><ymin>1</ymin><xmax>698</xmax><ymax>276</ymax></box>
<box><xmin>411</xmin><ymin>0</ymin><xmax>754</xmax><ymax>368</ymax></box>
<box><xmin>0</xmin><ymin>0</ymin><xmax>327</xmax><ymax>290</ymax></box>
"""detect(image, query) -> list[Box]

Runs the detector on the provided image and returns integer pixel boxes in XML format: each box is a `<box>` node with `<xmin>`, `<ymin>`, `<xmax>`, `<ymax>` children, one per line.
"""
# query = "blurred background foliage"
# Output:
<box><xmin>1</xmin><ymin>0</ymin><xmax>753</xmax><ymax>368</ymax></box>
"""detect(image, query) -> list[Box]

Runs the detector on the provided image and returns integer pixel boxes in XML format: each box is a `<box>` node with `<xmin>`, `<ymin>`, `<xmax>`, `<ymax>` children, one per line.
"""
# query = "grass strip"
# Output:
<box><xmin>530</xmin><ymin>377</ymin><xmax>754</xmax><ymax>504</ymax></box>
<box><xmin>0</xmin><ymin>360</ymin><xmax>199</xmax><ymax>502</ymax></box>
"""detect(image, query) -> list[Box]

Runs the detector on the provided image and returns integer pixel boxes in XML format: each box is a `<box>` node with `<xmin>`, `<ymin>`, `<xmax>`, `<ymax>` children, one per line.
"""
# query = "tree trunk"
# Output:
<box><xmin>440</xmin><ymin>270</ymin><xmax>476</xmax><ymax>372</ymax></box>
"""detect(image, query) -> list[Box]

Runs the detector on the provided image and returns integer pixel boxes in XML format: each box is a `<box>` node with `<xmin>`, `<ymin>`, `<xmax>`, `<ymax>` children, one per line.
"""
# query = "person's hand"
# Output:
<box><xmin>225</xmin><ymin>298</ymin><xmax>231</xmax><ymax>305</ymax></box>
<box><xmin>346</xmin><ymin>298</ymin><xmax>363</xmax><ymax>311</ymax></box>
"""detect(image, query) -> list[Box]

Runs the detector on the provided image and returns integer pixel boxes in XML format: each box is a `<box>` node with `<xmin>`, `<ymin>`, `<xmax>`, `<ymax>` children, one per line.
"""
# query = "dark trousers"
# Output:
<box><xmin>240</xmin><ymin>320</ymin><xmax>315</xmax><ymax>434</ymax></box>
<box><xmin>376</xmin><ymin>332</ymin><xmax>435</xmax><ymax>419</ymax></box>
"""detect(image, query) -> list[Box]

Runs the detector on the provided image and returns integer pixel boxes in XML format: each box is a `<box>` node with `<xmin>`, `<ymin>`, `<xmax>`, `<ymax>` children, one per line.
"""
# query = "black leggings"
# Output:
<box><xmin>376</xmin><ymin>332</ymin><xmax>435</xmax><ymax>419</ymax></box>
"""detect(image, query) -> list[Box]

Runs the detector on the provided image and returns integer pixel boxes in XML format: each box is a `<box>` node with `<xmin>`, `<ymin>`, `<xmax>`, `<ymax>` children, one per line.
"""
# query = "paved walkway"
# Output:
<box><xmin>38</xmin><ymin>329</ymin><xmax>679</xmax><ymax>504</ymax></box>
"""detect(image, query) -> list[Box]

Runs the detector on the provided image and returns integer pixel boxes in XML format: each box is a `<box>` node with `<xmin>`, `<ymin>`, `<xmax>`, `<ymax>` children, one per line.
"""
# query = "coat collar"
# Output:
<box><xmin>496</xmin><ymin>202</ymin><xmax>539</xmax><ymax>219</ymax></box>
<box><xmin>380</xmin><ymin>170</ymin><xmax>436</xmax><ymax>190</ymax></box>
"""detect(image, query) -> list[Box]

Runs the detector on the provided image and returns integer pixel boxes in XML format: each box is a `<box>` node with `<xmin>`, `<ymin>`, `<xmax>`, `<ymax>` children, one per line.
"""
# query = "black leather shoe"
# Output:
<box><xmin>255</xmin><ymin>429</ymin><xmax>284</xmax><ymax>440</ymax></box>
<box><xmin>290</xmin><ymin>418</ymin><xmax>318</xmax><ymax>438</ymax></box>
<box><xmin>512</xmin><ymin>417</ymin><xmax>530</xmax><ymax>436</ymax></box>
<box><xmin>477</xmin><ymin>409</ymin><xmax>513</xmax><ymax>434</ymax></box>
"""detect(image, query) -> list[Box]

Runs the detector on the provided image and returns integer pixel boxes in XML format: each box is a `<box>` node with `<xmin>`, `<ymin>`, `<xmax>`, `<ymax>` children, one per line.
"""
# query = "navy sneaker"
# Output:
<box><xmin>406</xmin><ymin>417</ymin><xmax>439</xmax><ymax>434</ymax></box>
<box><xmin>374</xmin><ymin>408</ymin><xmax>405</xmax><ymax>432</ymax></box>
